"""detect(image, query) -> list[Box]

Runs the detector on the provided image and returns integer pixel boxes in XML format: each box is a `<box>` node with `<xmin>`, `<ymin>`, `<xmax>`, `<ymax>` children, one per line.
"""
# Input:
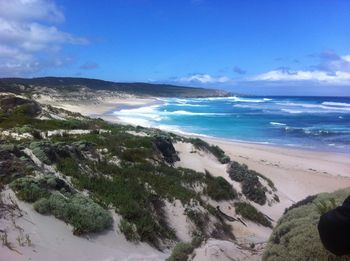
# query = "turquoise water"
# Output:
<box><xmin>112</xmin><ymin>96</ymin><xmax>350</xmax><ymax>153</ymax></box>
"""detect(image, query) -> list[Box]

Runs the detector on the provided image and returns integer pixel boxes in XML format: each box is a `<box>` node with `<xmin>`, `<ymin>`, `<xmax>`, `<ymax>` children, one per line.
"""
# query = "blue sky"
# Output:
<box><xmin>0</xmin><ymin>0</ymin><xmax>350</xmax><ymax>95</ymax></box>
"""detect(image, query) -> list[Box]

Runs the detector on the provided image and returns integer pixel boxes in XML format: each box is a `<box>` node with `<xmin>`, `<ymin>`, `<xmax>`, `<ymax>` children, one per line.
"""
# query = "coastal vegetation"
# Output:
<box><xmin>10</xmin><ymin>176</ymin><xmax>112</xmax><ymax>235</ymax></box>
<box><xmin>227</xmin><ymin>161</ymin><xmax>270</xmax><ymax>205</ymax></box>
<box><xmin>0</xmin><ymin>77</ymin><xmax>229</xmax><ymax>98</ymax></box>
<box><xmin>204</xmin><ymin>171</ymin><xmax>237</xmax><ymax>201</ymax></box>
<box><xmin>166</xmin><ymin>242</ymin><xmax>195</xmax><ymax>261</ymax></box>
<box><xmin>234</xmin><ymin>202</ymin><xmax>272</xmax><ymax>228</ymax></box>
<box><xmin>0</xmin><ymin>93</ymin><xmax>278</xmax><ymax>256</ymax></box>
<box><xmin>188</xmin><ymin>138</ymin><xmax>230</xmax><ymax>163</ymax></box>
<box><xmin>263</xmin><ymin>188</ymin><xmax>350</xmax><ymax>260</ymax></box>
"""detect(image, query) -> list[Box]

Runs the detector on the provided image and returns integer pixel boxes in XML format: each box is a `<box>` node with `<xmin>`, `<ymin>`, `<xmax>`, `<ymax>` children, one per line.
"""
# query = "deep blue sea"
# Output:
<box><xmin>112</xmin><ymin>96</ymin><xmax>350</xmax><ymax>153</ymax></box>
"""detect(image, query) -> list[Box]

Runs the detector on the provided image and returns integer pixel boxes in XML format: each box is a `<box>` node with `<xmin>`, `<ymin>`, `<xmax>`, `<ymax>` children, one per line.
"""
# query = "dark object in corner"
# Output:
<box><xmin>153</xmin><ymin>135</ymin><xmax>180</xmax><ymax>164</ymax></box>
<box><xmin>318</xmin><ymin>196</ymin><xmax>350</xmax><ymax>256</ymax></box>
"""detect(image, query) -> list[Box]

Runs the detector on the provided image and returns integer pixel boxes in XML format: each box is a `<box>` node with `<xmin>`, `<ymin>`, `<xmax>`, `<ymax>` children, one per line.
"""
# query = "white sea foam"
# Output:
<box><xmin>117</xmin><ymin>116</ymin><xmax>153</xmax><ymax>127</ymax></box>
<box><xmin>230</xmin><ymin>97</ymin><xmax>271</xmax><ymax>103</ymax></box>
<box><xmin>115</xmin><ymin>112</ymin><xmax>213</xmax><ymax>138</ymax></box>
<box><xmin>115</xmin><ymin>105</ymin><xmax>227</xmax><ymax>117</ymax></box>
<box><xmin>191</xmin><ymin>96</ymin><xmax>270</xmax><ymax>103</ymax></box>
<box><xmin>112</xmin><ymin>104</ymin><xmax>229</xmax><ymax>133</ymax></box>
<box><xmin>114</xmin><ymin>105</ymin><xmax>166</xmax><ymax>122</ymax></box>
<box><xmin>167</xmin><ymin>110</ymin><xmax>228</xmax><ymax>116</ymax></box>
<box><xmin>167</xmin><ymin>103</ymin><xmax>208</xmax><ymax>107</ymax></box>
<box><xmin>281</xmin><ymin>109</ymin><xmax>303</xmax><ymax>114</ymax></box>
<box><xmin>276</xmin><ymin>102</ymin><xmax>350</xmax><ymax>113</ymax></box>
<box><xmin>322</xmin><ymin>101</ymin><xmax>350</xmax><ymax>107</ymax></box>
<box><xmin>270</xmin><ymin>122</ymin><xmax>286</xmax><ymax>126</ymax></box>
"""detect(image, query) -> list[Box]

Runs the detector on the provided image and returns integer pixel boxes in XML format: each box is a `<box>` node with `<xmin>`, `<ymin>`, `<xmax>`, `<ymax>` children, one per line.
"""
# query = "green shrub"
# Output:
<box><xmin>235</xmin><ymin>202</ymin><xmax>272</xmax><ymax>228</ymax></box>
<box><xmin>68</xmin><ymin>194</ymin><xmax>113</xmax><ymax>234</ymax></box>
<box><xmin>263</xmin><ymin>188</ymin><xmax>350</xmax><ymax>261</ymax></box>
<box><xmin>191</xmin><ymin>235</ymin><xmax>204</xmax><ymax>248</ymax></box>
<box><xmin>227</xmin><ymin>161</ymin><xmax>267</xmax><ymax>205</ymax></box>
<box><xmin>241</xmin><ymin>175</ymin><xmax>267</xmax><ymax>205</ymax></box>
<box><xmin>36</xmin><ymin>192</ymin><xmax>113</xmax><ymax>235</ymax></box>
<box><xmin>119</xmin><ymin>219</ymin><xmax>140</xmax><ymax>242</ymax></box>
<box><xmin>205</xmin><ymin>173</ymin><xmax>236</xmax><ymax>201</ymax></box>
<box><xmin>227</xmin><ymin>161</ymin><xmax>247</xmax><ymax>182</ymax></box>
<box><xmin>185</xmin><ymin>209</ymin><xmax>209</xmax><ymax>235</ymax></box>
<box><xmin>10</xmin><ymin>177</ymin><xmax>49</xmax><ymax>202</ymax></box>
<box><xmin>284</xmin><ymin>195</ymin><xmax>317</xmax><ymax>214</ymax></box>
<box><xmin>188</xmin><ymin>138</ymin><xmax>230</xmax><ymax>164</ymax></box>
<box><xmin>314</xmin><ymin>198</ymin><xmax>337</xmax><ymax>215</ymax></box>
<box><xmin>29</xmin><ymin>141</ymin><xmax>56</xmax><ymax>165</ymax></box>
<box><xmin>33</xmin><ymin>198</ymin><xmax>50</xmax><ymax>214</ymax></box>
<box><xmin>0</xmin><ymin>143</ymin><xmax>16</xmax><ymax>152</ymax></box>
<box><xmin>56</xmin><ymin>158</ymin><xmax>80</xmax><ymax>177</ymax></box>
<box><xmin>166</xmin><ymin>242</ymin><xmax>194</xmax><ymax>261</ymax></box>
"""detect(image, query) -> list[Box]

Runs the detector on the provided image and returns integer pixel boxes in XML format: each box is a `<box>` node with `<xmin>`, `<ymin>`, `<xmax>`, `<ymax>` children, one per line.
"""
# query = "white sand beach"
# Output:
<box><xmin>47</xmin><ymin>96</ymin><xmax>350</xmax><ymax>208</ymax></box>
<box><xmin>35</xmin><ymin>93</ymin><xmax>158</xmax><ymax>117</ymax></box>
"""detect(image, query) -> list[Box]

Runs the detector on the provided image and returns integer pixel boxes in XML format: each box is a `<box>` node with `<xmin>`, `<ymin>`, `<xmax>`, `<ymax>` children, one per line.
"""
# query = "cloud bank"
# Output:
<box><xmin>174</xmin><ymin>51</ymin><xmax>350</xmax><ymax>88</ymax></box>
<box><xmin>0</xmin><ymin>0</ymin><xmax>87</xmax><ymax>76</ymax></box>
<box><xmin>179</xmin><ymin>74</ymin><xmax>231</xmax><ymax>84</ymax></box>
<box><xmin>252</xmin><ymin>52</ymin><xmax>350</xmax><ymax>86</ymax></box>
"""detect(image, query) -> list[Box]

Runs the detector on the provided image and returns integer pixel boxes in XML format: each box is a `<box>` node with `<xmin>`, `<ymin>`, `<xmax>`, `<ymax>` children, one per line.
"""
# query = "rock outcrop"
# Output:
<box><xmin>153</xmin><ymin>135</ymin><xmax>180</xmax><ymax>164</ymax></box>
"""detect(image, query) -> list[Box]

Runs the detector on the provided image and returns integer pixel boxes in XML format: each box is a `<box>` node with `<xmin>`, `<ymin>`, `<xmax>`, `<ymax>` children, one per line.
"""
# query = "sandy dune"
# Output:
<box><xmin>6</xmin><ymin>96</ymin><xmax>347</xmax><ymax>261</ymax></box>
<box><xmin>0</xmin><ymin>190</ymin><xmax>167</xmax><ymax>261</ymax></box>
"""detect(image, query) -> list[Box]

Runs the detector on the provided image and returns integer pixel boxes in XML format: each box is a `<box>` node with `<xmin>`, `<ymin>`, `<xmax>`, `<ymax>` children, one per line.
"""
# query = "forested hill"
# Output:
<box><xmin>0</xmin><ymin>77</ymin><xmax>230</xmax><ymax>98</ymax></box>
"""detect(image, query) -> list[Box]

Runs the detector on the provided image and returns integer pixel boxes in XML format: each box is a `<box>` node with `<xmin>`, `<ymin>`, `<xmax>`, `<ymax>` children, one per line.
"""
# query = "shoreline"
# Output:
<box><xmin>46</xmin><ymin>96</ymin><xmax>350</xmax><ymax>202</ymax></box>
<box><xmin>100</xmin><ymin>99</ymin><xmax>350</xmax><ymax>155</ymax></box>
<box><xmin>103</xmin><ymin>111</ymin><xmax>350</xmax><ymax>156</ymax></box>
<box><xmin>100</xmin><ymin>100</ymin><xmax>350</xmax><ymax>205</ymax></box>
<box><xmin>45</xmin><ymin>94</ymin><xmax>349</xmax><ymax>155</ymax></box>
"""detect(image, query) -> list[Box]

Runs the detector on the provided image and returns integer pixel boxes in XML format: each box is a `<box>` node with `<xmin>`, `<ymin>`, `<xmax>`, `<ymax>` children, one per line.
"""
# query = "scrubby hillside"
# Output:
<box><xmin>0</xmin><ymin>93</ymin><xmax>278</xmax><ymax>260</ymax></box>
<box><xmin>0</xmin><ymin>77</ymin><xmax>229</xmax><ymax>98</ymax></box>
<box><xmin>263</xmin><ymin>188</ymin><xmax>350</xmax><ymax>261</ymax></box>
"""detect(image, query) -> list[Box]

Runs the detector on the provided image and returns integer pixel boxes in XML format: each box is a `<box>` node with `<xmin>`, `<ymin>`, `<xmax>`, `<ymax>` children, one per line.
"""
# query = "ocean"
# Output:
<box><xmin>112</xmin><ymin>96</ymin><xmax>350</xmax><ymax>153</ymax></box>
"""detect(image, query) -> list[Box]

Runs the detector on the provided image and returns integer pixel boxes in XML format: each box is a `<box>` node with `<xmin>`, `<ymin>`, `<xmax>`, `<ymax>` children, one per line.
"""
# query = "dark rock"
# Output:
<box><xmin>0</xmin><ymin>146</ymin><xmax>32</xmax><ymax>183</ymax></box>
<box><xmin>0</xmin><ymin>95</ymin><xmax>41</xmax><ymax>117</ymax></box>
<box><xmin>46</xmin><ymin>177</ymin><xmax>73</xmax><ymax>193</ymax></box>
<box><xmin>153</xmin><ymin>135</ymin><xmax>179</xmax><ymax>164</ymax></box>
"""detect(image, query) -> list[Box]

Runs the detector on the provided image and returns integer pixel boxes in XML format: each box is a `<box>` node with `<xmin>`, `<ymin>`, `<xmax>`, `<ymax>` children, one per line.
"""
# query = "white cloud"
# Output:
<box><xmin>0</xmin><ymin>0</ymin><xmax>64</xmax><ymax>23</ymax></box>
<box><xmin>323</xmin><ymin>54</ymin><xmax>350</xmax><ymax>72</ymax></box>
<box><xmin>251</xmin><ymin>52</ymin><xmax>350</xmax><ymax>86</ymax></box>
<box><xmin>252</xmin><ymin>69</ymin><xmax>350</xmax><ymax>85</ymax></box>
<box><xmin>180</xmin><ymin>74</ymin><xmax>231</xmax><ymax>84</ymax></box>
<box><xmin>0</xmin><ymin>0</ymin><xmax>87</xmax><ymax>76</ymax></box>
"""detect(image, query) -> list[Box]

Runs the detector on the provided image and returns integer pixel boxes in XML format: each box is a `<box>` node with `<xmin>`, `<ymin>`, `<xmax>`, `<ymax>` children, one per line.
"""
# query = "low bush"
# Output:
<box><xmin>191</xmin><ymin>235</ymin><xmax>204</xmax><ymax>248</ymax></box>
<box><xmin>263</xmin><ymin>188</ymin><xmax>350</xmax><ymax>261</ymax></box>
<box><xmin>29</xmin><ymin>141</ymin><xmax>56</xmax><ymax>165</ymax></box>
<box><xmin>205</xmin><ymin>173</ymin><xmax>237</xmax><ymax>201</ymax></box>
<box><xmin>10</xmin><ymin>177</ymin><xmax>49</xmax><ymax>202</ymax></box>
<box><xmin>56</xmin><ymin>158</ymin><xmax>80</xmax><ymax>177</ymax></box>
<box><xmin>185</xmin><ymin>209</ymin><xmax>210</xmax><ymax>236</ymax></box>
<box><xmin>166</xmin><ymin>242</ymin><xmax>194</xmax><ymax>261</ymax></box>
<box><xmin>35</xmin><ymin>192</ymin><xmax>113</xmax><ymax>235</ymax></box>
<box><xmin>241</xmin><ymin>175</ymin><xmax>267</xmax><ymax>205</ymax></box>
<box><xmin>189</xmin><ymin>138</ymin><xmax>230</xmax><ymax>164</ymax></box>
<box><xmin>227</xmin><ymin>161</ymin><xmax>267</xmax><ymax>205</ymax></box>
<box><xmin>119</xmin><ymin>219</ymin><xmax>140</xmax><ymax>242</ymax></box>
<box><xmin>314</xmin><ymin>198</ymin><xmax>337</xmax><ymax>215</ymax></box>
<box><xmin>227</xmin><ymin>161</ymin><xmax>247</xmax><ymax>182</ymax></box>
<box><xmin>33</xmin><ymin>198</ymin><xmax>50</xmax><ymax>214</ymax></box>
<box><xmin>68</xmin><ymin>194</ymin><xmax>113</xmax><ymax>234</ymax></box>
<box><xmin>284</xmin><ymin>195</ymin><xmax>317</xmax><ymax>214</ymax></box>
<box><xmin>234</xmin><ymin>202</ymin><xmax>272</xmax><ymax>228</ymax></box>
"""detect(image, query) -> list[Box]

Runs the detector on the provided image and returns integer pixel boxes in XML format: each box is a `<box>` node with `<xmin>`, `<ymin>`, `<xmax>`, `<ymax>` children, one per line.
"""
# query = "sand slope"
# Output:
<box><xmin>0</xmin><ymin>190</ymin><xmax>167</xmax><ymax>261</ymax></box>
